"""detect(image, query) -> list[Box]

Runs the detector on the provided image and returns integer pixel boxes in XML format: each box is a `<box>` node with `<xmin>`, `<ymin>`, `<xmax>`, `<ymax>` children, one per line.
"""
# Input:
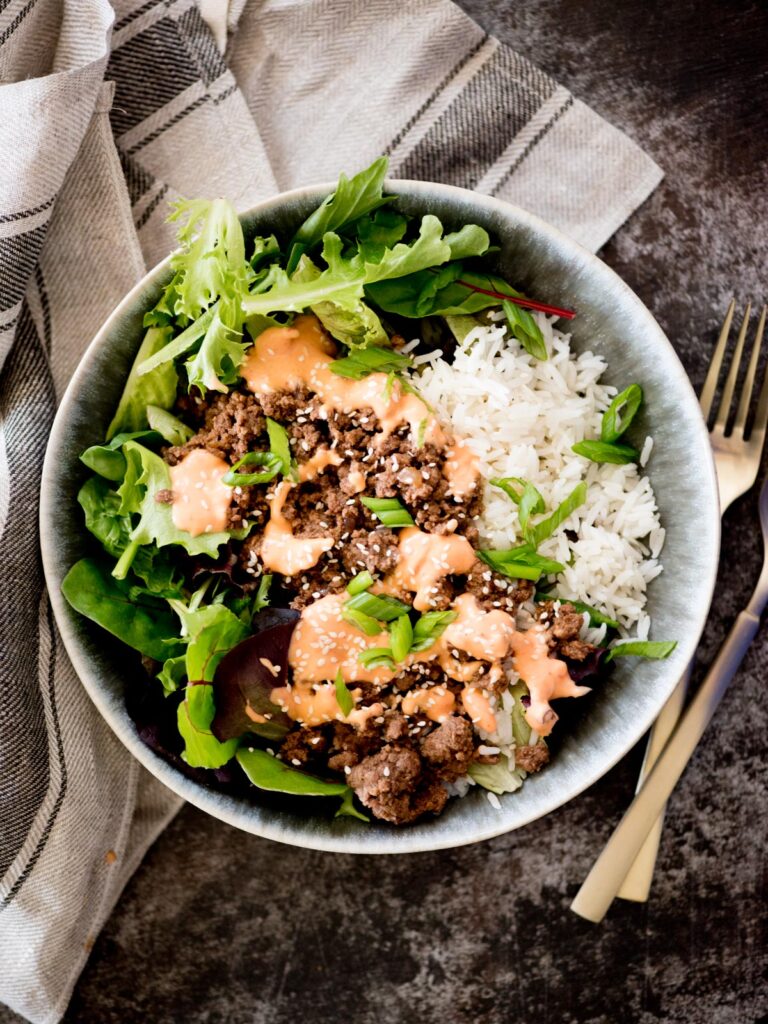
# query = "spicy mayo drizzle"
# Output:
<box><xmin>260</xmin><ymin>481</ymin><xmax>334</xmax><ymax>576</ymax></box>
<box><xmin>168</xmin><ymin>449</ymin><xmax>231</xmax><ymax>536</ymax></box>
<box><xmin>387</xmin><ymin>527</ymin><xmax>476</xmax><ymax>610</ymax></box>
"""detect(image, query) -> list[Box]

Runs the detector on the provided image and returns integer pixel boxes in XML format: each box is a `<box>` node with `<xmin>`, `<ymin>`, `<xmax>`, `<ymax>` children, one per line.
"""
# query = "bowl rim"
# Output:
<box><xmin>40</xmin><ymin>178</ymin><xmax>721</xmax><ymax>854</ymax></box>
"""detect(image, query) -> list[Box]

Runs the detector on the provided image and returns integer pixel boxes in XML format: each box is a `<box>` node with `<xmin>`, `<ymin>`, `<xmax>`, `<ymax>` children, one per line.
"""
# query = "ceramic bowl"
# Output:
<box><xmin>40</xmin><ymin>181</ymin><xmax>720</xmax><ymax>853</ymax></box>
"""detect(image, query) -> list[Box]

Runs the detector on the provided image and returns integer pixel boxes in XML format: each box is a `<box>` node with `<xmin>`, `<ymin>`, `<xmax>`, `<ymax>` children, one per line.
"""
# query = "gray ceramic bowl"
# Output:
<box><xmin>40</xmin><ymin>181</ymin><xmax>720</xmax><ymax>853</ymax></box>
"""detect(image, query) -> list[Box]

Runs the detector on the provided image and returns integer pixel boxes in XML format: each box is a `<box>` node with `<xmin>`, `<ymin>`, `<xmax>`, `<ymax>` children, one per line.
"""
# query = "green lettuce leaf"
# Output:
<box><xmin>107</xmin><ymin>326</ymin><xmax>178</xmax><ymax>439</ymax></box>
<box><xmin>157</xmin><ymin>654</ymin><xmax>187</xmax><ymax>696</ymax></box>
<box><xmin>178</xmin><ymin>683</ymin><xmax>239</xmax><ymax>769</ymax></box>
<box><xmin>183</xmin><ymin>302</ymin><xmax>250</xmax><ymax>393</ymax></box>
<box><xmin>146</xmin><ymin>405</ymin><xmax>193</xmax><ymax>445</ymax></box>
<box><xmin>81</xmin><ymin>430</ymin><xmax>160</xmax><ymax>481</ymax></box>
<box><xmin>293</xmin><ymin>254</ymin><xmax>388</xmax><ymax>348</ymax></box>
<box><xmin>286</xmin><ymin>156</ymin><xmax>392</xmax><ymax>273</ymax></box>
<box><xmin>236</xmin><ymin>747</ymin><xmax>349</xmax><ymax>796</ymax></box>
<box><xmin>468</xmin><ymin>755</ymin><xmax>524</xmax><ymax>794</ymax></box>
<box><xmin>112</xmin><ymin>441</ymin><xmax>230</xmax><ymax>578</ymax></box>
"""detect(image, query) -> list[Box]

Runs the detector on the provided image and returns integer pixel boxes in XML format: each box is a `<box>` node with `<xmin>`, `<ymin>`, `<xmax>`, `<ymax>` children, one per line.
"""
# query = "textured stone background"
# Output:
<box><xmin>4</xmin><ymin>2</ymin><xmax>767</xmax><ymax>1022</ymax></box>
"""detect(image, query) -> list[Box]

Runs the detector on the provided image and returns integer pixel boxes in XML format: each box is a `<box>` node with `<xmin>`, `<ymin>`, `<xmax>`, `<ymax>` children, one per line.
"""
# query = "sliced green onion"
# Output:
<box><xmin>329</xmin><ymin>345</ymin><xmax>413</xmax><ymax>380</ymax></box>
<box><xmin>478</xmin><ymin>545</ymin><xmax>565</xmax><ymax>581</ymax></box>
<box><xmin>389</xmin><ymin>614</ymin><xmax>413</xmax><ymax>662</ymax></box>
<box><xmin>601</xmin><ymin>384</ymin><xmax>643</xmax><ymax>443</ymax></box>
<box><xmin>358</xmin><ymin>647</ymin><xmax>395</xmax><ymax>670</ymax></box>
<box><xmin>502</xmin><ymin>299</ymin><xmax>548</xmax><ymax>361</ymax></box>
<box><xmin>340</xmin><ymin>606</ymin><xmax>382</xmax><ymax>637</ymax></box>
<box><xmin>361</xmin><ymin>496</ymin><xmax>415</xmax><ymax>528</ymax></box>
<box><xmin>266</xmin><ymin>417</ymin><xmax>297</xmax><ymax>479</ymax></box>
<box><xmin>222</xmin><ymin>451</ymin><xmax>282</xmax><ymax>486</ymax></box>
<box><xmin>490</xmin><ymin>477</ymin><xmax>545</xmax><ymax>535</ymax></box>
<box><xmin>334</xmin><ymin>669</ymin><xmax>354</xmax><ymax>715</ymax></box>
<box><xmin>416</xmin><ymin>417</ymin><xmax>428</xmax><ymax>448</ymax></box>
<box><xmin>572</xmin><ymin>440</ymin><xmax>638</xmax><ymax>465</ymax></box>
<box><xmin>346</xmin><ymin>570</ymin><xmax>375</xmax><ymax>595</ymax></box>
<box><xmin>410</xmin><ymin>610</ymin><xmax>458</xmax><ymax>652</ymax></box>
<box><xmin>605</xmin><ymin>640</ymin><xmax>677</xmax><ymax>663</ymax></box>
<box><xmin>534</xmin><ymin>592</ymin><xmax>619</xmax><ymax>629</ymax></box>
<box><xmin>525</xmin><ymin>481</ymin><xmax>587</xmax><ymax>548</ymax></box>
<box><xmin>345</xmin><ymin>591</ymin><xmax>411</xmax><ymax>622</ymax></box>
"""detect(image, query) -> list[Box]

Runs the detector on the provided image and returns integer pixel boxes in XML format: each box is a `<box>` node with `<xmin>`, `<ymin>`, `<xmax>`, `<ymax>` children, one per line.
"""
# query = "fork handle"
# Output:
<box><xmin>616</xmin><ymin>667</ymin><xmax>691</xmax><ymax>902</ymax></box>
<box><xmin>571</xmin><ymin>606</ymin><xmax>762</xmax><ymax>923</ymax></box>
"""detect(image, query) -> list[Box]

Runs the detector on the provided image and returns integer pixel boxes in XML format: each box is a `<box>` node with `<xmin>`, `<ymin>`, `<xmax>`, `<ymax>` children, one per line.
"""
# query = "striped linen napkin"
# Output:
<box><xmin>0</xmin><ymin>1</ymin><xmax>662</xmax><ymax>1020</ymax></box>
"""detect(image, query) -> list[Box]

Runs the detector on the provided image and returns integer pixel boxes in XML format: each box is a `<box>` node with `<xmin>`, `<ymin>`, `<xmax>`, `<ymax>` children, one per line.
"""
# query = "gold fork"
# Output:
<box><xmin>571</xmin><ymin>300</ymin><xmax>768</xmax><ymax>919</ymax></box>
<box><xmin>616</xmin><ymin>300</ymin><xmax>768</xmax><ymax>902</ymax></box>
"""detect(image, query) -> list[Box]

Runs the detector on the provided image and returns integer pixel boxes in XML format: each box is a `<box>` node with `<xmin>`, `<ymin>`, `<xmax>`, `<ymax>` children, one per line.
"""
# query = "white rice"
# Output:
<box><xmin>415</xmin><ymin>313</ymin><xmax>664</xmax><ymax>635</ymax></box>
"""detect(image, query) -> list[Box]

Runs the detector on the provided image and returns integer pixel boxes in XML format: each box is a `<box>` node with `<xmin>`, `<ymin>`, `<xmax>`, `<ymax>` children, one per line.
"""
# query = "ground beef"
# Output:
<box><xmin>348</xmin><ymin>746</ymin><xmax>448</xmax><ymax>824</ymax></box>
<box><xmin>464</xmin><ymin>560</ymin><xmax>535</xmax><ymax>614</ymax></box>
<box><xmin>326</xmin><ymin>720</ymin><xmax>383</xmax><ymax>773</ymax></box>
<box><xmin>538</xmin><ymin>601</ymin><xmax>599</xmax><ymax>662</ymax></box>
<box><xmin>515</xmin><ymin>743</ymin><xmax>550</xmax><ymax>773</ymax></box>
<box><xmin>167</xmin><ymin>390</ymin><xmax>267</xmax><ymax>463</ymax></box>
<box><xmin>418</xmin><ymin>715</ymin><xmax>475</xmax><ymax>782</ymax></box>
<box><xmin>279</xmin><ymin>726</ymin><xmax>329</xmax><ymax>766</ymax></box>
<box><xmin>337</xmin><ymin>527</ymin><xmax>400</xmax><ymax>575</ymax></box>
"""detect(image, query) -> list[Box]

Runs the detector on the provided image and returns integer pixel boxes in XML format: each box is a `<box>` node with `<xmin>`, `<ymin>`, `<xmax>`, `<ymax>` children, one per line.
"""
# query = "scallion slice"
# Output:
<box><xmin>345</xmin><ymin>590</ymin><xmax>411</xmax><ymax>622</ymax></box>
<box><xmin>478</xmin><ymin>545</ymin><xmax>565</xmax><ymax>581</ymax></box>
<box><xmin>410</xmin><ymin>610</ymin><xmax>458</xmax><ymax>652</ymax></box>
<box><xmin>340</xmin><ymin>606</ymin><xmax>382</xmax><ymax>637</ymax></box>
<box><xmin>334</xmin><ymin>669</ymin><xmax>354</xmax><ymax>715</ymax></box>
<box><xmin>605</xmin><ymin>640</ymin><xmax>677</xmax><ymax>662</ymax></box>
<box><xmin>389</xmin><ymin>614</ymin><xmax>413</xmax><ymax>662</ymax></box>
<box><xmin>361</xmin><ymin>496</ymin><xmax>415</xmax><ymax>528</ymax></box>
<box><xmin>524</xmin><ymin>481</ymin><xmax>587</xmax><ymax>548</ymax></box>
<box><xmin>346</xmin><ymin>570</ymin><xmax>375</xmax><ymax>595</ymax></box>
<box><xmin>571</xmin><ymin>440</ymin><xmax>638</xmax><ymax>465</ymax></box>
<box><xmin>222</xmin><ymin>451</ymin><xmax>282</xmax><ymax>486</ymax></box>
<box><xmin>601</xmin><ymin>384</ymin><xmax>643</xmax><ymax>443</ymax></box>
<box><xmin>358</xmin><ymin>647</ymin><xmax>395</xmax><ymax>670</ymax></box>
<box><xmin>266</xmin><ymin>417</ymin><xmax>297</xmax><ymax>479</ymax></box>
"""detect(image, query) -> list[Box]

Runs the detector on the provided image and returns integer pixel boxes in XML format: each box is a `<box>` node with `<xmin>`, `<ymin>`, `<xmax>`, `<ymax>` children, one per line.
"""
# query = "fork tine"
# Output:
<box><xmin>700</xmin><ymin>298</ymin><xmax>735</xmax><ymax>420</ymax></box>
<box><xmin>714</xmin><ymin>303</ymin><xmax>751</xmax><ymax>430</ymax></box>
<box><xmin>748</xmin><ymin>308</ymin><xmax>768</xmax><ymax>447</ymax></box>
<box><xmin>733</xmin><ymin>305</ymin><xmax>767</xmax><ymax>435</ymax></box>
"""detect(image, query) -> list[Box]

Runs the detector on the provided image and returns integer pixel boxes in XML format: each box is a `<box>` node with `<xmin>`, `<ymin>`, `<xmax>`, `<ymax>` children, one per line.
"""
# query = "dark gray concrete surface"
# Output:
<box><xmin>5</xmin><ymin>2</ymin><xmax>767</xmax><ymax>1022</ymax></box>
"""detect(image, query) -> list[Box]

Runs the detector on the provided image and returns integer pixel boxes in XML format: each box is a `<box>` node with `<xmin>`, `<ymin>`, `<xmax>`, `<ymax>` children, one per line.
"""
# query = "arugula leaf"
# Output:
<box><xmin>286</xmin><ymin>156</ymin><xmax>392</xmax><ymax>273</ymax></box>
<box><xmin>112</xmin><ymin>441</ymin><xmax>231</xmax><ymax>578</ymax></box>
<box><xmin>572</xmin><ymin>440</ymin><xmax>639</xmax><ymax>464</ymax></box>
<box><xmin>293</xmin><ymin>254</ymin><xmax>389</xmax><ymax>348</ymax></box>
<box><xmin>605</xmin><ymin>641</ymin><xmax>677</xmax><ymax>662</ymax></box>
<box><xmin>236</xmin><ymin>747</ymin><xmax>349</xmax><ymax>796</ymax></box>
<box><xmin>334</xmin><ymin>669</ymin><xmax>355</xmax><ymax>716</ymax></box>
<box><xmin>329</xmin><ymin>345</ymin><xmax>412</xmax><ymax>380</ymax></box>
<box><xmin>146</xmin><ymin>405</ymin><xmax>193</xmax><ymax>445</ymax></box>
<box><xmin>107</xmin><ymin>326</ymin><xmax>178</xmax><ymax>439</ymax></box>
<box><xmin>477</xmin><ymin>546</ymin><xmax>565</xmax><ymax>581</ymax></box>
<box><xmin>61</xmin><ymin>558</ymin><xmax>182</xmax><ymax>662</ymax></box>
<box><xmin>178</xmin><ymin>682</ymin><xmax>239</xmax><ymax>769</ymax></box>
<box><xmin>524</xmin><ymin>482</ymin><xmax>587</xmax><ymax>548</ymax></box>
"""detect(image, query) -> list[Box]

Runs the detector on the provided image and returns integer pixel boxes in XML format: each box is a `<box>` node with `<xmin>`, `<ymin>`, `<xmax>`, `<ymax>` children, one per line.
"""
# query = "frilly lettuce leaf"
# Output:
<box><xmin>183</xmin><ymin>301</ymin><xmax>250</xmax><ymax>394</ymax></box>
<box><xmin>293</xmin><ymin>255</ymin><xmax>388</xmax><ymax>348</ymax></box>
<box><xmin>113</xmin><ymin>441</ymin><xmax>231</xmax><ymax>578</ymax></box>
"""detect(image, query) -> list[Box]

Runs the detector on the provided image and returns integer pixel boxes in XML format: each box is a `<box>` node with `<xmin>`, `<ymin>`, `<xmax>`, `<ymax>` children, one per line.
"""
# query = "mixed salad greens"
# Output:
<box><xmin>62</xmin><ymin>156</ymin><xmax>675</xmax><ymax>821</ymax></box>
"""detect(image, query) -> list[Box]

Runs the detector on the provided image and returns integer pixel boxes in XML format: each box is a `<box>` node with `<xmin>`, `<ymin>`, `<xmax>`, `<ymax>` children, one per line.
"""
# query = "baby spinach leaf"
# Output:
<box><xmin>107</xmin><ymin>326</ymin><xmax>178</xmax><ymax>439</ymax></box>
<box><xmin>61</xmin><ymin>558</ymin><xmax>182</xmax><ymax>662</ymax></box>
<box><xmin>236</xmin><ymin>747</ymin><xmax>349</xmax><ymax>796</ymax></box>
<box><xmin>80</xmin><ymin>430</ymin><xmax>160</xmax><ymax>481</ymax></box>
<box><xmin>78</xmin><ymin>476</ymin><xmax>132</xmax><ymax>557</ymax></box>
